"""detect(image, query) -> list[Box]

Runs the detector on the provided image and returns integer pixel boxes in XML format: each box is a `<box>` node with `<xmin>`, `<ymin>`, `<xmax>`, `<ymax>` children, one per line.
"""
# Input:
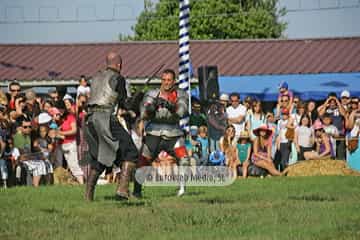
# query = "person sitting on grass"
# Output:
<box><xmin>304</xmin><ymin>120</ymin><xmax>335</xmax><ymax>160</ymax></box>
<box><xmin>220</xmin><ymin>125</ymin><xmax>240</xmax><ymax>177</ymax></box>
<box><xmin>236</xmin><ymin>131</ymin><xmax>251</xmax><ymax>178</ymax></box>
<box><xmin>252</xmin><ymin>124</ymin><xmax>282</xmax><ymax>176</ymax></box>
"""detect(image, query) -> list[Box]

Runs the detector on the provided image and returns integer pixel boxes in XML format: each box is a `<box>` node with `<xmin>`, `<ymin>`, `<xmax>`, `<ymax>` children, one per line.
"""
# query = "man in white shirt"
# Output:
<box><xmin>226</xmin><ymin>93</ymin><xmax>247</xmax><ymax>141</ymax></box>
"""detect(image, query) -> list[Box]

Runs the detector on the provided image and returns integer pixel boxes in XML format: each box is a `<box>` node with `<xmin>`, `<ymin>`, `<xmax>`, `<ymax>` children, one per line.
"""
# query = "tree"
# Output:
<box><xmin>126</xmin><ymin>0</ymin><xmax>287</xmax><ymax>41</ymax></box>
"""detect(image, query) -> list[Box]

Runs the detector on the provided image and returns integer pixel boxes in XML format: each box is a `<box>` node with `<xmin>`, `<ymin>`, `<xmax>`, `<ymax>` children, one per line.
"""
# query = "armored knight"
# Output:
<box><xmin>84</xmin><ymin>52</ymin><xmax>138</xmax><ymax>201</ymax></box>
<box><xmin>135</xmin><ymin>69</ymin><xmax>190</xmax><ymax>197</ymax></box>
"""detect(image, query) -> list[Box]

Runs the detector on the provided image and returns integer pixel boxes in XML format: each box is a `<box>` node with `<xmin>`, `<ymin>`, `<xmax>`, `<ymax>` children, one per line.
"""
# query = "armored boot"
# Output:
<box><xmin>132</xmin><ymin>179</ymin><xmax>142</xmax><ymax>198</ymax></box>
<box><xmin>84</xmin><ymin>167</ymin><xmax>103</xmax><ymax>201</ymax></box>
<box><xmin>115</xmin><ymin>161</ymin><xmax>136</xmax><ymax>200</ymax></box>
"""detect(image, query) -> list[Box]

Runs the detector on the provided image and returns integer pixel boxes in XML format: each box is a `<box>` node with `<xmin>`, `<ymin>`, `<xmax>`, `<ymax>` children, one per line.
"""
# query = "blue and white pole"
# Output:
<box><xmin>178</xmin><ymin>0</ymin><xmax>191</xmax><ymax>131</ymax></box>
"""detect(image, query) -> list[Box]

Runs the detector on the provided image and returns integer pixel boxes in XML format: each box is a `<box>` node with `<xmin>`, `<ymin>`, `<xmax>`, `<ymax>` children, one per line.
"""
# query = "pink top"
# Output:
<box><xmin>60</xmin><ymin>113</ymin><xmax>77</xmax><ymax>144</ymax></box>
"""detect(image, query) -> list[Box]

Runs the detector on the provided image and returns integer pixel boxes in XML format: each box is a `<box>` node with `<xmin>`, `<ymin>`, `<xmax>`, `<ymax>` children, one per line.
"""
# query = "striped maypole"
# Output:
<box><xmin>178</xmin><ymin>0</ymin><xmax>191</xmax><ymax>130</ymax></box>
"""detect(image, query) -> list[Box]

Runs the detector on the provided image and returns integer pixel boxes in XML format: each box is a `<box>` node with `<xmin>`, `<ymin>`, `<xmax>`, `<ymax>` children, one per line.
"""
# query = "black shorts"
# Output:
<box><xmin>144</xmin><ymin>134</ymin><xmax>178</xmax><ymax>159</ymax></box>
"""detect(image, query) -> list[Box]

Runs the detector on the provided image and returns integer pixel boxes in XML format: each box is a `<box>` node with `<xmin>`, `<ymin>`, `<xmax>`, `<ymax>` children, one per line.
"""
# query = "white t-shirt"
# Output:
<box><xmin>77</xmin><ymin>85</ymin><xmax>90</xmax><ymax>96</ymax></box>
<box><xmin>277</xmin><ymin>119</ymin><xmax>289</xmax><ymax>143</ymax></box>
<box><xmin>226</xmin><ymin>104</ymin><xmax>247</xmax><ymax>136</ymax></box>
<box><xmin>295</xmin><ymin>126</ymin><xmax>313</xmax><ymax>147</ymax></box>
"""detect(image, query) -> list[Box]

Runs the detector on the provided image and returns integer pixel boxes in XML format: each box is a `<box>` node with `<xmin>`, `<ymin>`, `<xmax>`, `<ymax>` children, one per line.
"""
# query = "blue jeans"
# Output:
<box><xmin>209</xmin><ymin>137</ymin><xmax>221</xmax><ymax>153</ymax></box>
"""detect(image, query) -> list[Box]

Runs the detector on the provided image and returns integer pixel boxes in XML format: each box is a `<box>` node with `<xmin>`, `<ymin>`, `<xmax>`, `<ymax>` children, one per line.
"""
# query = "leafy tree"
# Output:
<box><xmin>126</xmin><ymin>0</ymin><xmax>286</xmax><ymax>41</ymax></box>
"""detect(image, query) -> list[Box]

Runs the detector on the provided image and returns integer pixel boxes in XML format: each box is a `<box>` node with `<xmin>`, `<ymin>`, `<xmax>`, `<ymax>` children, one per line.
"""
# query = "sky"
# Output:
<box><xmin>0</xmin><ymin>0</ymin><xmax>360</xmax><ymax>43</ymax></box>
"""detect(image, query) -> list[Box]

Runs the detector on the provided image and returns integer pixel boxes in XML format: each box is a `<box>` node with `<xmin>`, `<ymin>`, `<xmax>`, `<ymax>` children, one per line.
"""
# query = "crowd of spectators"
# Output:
<box><xmin>188</xmin><ymin>82</ymin><xmax>360</xmax><ymax>178</ymax></box>
<box><xmin>0</xmin><ymin>78</ymin><xmax>359</xmax><ymax>188</ymax></box>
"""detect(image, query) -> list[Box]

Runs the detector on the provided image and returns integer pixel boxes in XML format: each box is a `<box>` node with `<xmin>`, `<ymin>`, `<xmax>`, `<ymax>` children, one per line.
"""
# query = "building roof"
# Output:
<box><xmin>0</xmin><ymin>37</ymin><xmax>359</xmax><ymax>82</ymax></box>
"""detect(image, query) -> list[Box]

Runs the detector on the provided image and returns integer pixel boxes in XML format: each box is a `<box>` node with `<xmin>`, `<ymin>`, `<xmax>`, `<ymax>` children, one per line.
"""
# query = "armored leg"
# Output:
<box><xmin>116</xmin><ymin>161</ymin><xmax>136</xmax><ymax>200</ymax></box>
<box><xmin>84</xmin><ymin>162</ymin><xmax>105</xmax><ymax>201</ymax></box>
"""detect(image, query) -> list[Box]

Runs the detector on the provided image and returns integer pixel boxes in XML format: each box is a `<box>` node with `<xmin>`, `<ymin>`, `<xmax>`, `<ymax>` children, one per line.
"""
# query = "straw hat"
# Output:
<box><xmin>239</xmin><ymin>130</ymin><xmax>250</xmax><ymax>139</ymax></box>
<box><xmin>253</xmin><ymin>124</ymin><xmax>272</xmax><ymax>137</ymax></box>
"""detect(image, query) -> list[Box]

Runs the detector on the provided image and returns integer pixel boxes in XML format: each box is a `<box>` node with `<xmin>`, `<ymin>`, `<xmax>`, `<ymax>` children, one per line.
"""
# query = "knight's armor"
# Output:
<box><xmin>88</xmin><ymin>69</ymin><xmax>119</xmax><ymax>107</ymax></box>
<box><xmin>140</xmin><ymin>88</ymin><xmax>188</xmax><ymax>138</ymax></box>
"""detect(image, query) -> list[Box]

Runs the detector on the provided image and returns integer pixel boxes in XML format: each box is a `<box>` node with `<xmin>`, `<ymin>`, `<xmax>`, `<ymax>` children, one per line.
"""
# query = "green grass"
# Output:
<box><xmin>1</xmin><ymin>176</ymin><xmax>360</xmax><ymax>240</ymax></box>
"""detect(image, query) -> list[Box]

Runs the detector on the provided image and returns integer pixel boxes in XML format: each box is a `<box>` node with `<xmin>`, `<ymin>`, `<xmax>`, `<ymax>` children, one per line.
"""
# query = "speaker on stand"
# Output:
<box><xmin>197</xmin><ymin>66</ymin><xmax>220</xmax><ymax>103</ymax></box>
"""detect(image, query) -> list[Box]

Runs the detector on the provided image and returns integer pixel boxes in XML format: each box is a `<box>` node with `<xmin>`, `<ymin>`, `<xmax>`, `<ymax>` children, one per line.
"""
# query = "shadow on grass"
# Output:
<box><xmin>198</xmin><ymin>197</ymin><xmax>236</xmax><ymax>205</ymax></box>
<box><xmin>40</xmin><ymin>208</ymin><xmax>61</xmax><ymax>214</ymax></box>
<box><xmin>159</xmin><ymin>190</ymin><xmax>205</xmax><ymax>198</ymax></box>
<box><xmin>103</xmin><ymin>196</ymin><xmax>151</xmax><ymax>207</ymax></box>
<box><xmin>288</xmin><ymin>195</ymin><xmax>337</xmax><ymax>202</ymax></box>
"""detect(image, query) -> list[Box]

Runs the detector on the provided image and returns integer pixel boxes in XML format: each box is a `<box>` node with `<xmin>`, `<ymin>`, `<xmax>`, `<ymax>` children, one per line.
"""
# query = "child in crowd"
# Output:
<box><xmin>236</xmin><ymin>131</ymin><xmax>251</xmax><ymax>178</ymax></box>
<box><xmin>32</xmin><ymin>124</ymin><xmax>54</xmax><ymax>184</ymax></box>
<box><xmin>196</xmin><ymin>125</ymin><xmax>209</xmax><ymax>165</ymax></box>
<box><xmin>266</xmin><ymin>112</ymin><xmax>277</xmax><ymax>159</ymax></box>
<box><xmin>321</xmin><ymin>113</ymin><xmax>339</xmax><ymax>156</ymax></box>
<box><xmin>77</xmin><ymin>75</ymin><xmax>91</xmax><ymax>98</ymax></box>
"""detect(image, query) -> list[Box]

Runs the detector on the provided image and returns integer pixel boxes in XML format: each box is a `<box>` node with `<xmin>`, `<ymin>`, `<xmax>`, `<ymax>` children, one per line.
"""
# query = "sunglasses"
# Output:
<box><xmin>23</xmin><ymin>125</ymin><xmax>32</xmax><ymax>129</ymax></box>
<box><xmin>10</xmin><ymin>89</ymin><xmax>21</xmax><ymax>92</ymax></box>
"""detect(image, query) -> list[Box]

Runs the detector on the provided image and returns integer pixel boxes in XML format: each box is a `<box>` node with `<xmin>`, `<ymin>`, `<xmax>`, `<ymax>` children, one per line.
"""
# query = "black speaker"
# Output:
<box><xmin>198</xmin><ymin>66</ymin><xmax>219</xmax><ymax>102</ymax></box>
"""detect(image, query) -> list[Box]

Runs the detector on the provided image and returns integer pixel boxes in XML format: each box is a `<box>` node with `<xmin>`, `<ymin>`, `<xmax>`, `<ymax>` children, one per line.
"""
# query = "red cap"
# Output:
<box><xmin>281</xmin><ymin>108</ymin><xmax>290</xmax><ymax>115</ymax></box>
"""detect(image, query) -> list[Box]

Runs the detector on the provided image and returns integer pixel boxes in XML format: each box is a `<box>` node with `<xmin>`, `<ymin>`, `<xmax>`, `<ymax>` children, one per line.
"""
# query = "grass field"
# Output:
<box><xmin>1</xmin><ymin>176</ymin><xmax>360</xmax><ymax>240</ymax></box>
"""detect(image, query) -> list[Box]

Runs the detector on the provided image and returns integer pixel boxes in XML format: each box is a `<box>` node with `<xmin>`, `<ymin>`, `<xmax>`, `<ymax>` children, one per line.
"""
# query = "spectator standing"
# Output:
<box><xmin>24</xmin><ymin>89</ymin><xmax>41</xmax><ymax>119</ymax></box>
<box><xmin>274</xmin><ymin>94</ymin><xmax>291</xmax><ymax>121</ymax></box>
<box><xmin>6</xmin><ymin>81</ymin><xmax>21</xmax><ymax>111</ymax></box>
<box><xmin>317</xmin><ymin>92</ymin><xmax>347</xmax><ymax>159</ymax></box>
<box><xmin>77</xmin><ymin>75</ymin><xmax>91</xmax><ymax>98</ymax></box>
<box><xmin>306</xmin><ymin>100</ymin><xmax>318</xmax><ymax>125</ymax></box>
<box><xmin>13</xmin><ymin>116</ymin><xmax>47</xmax><ymax>187</ymax></box>
<box><xmin>291</xmin><ymin>102</ymin><xmax>306</xmax><ymax>127</ymax></box>
<box><xmin>189</xmin><ymin>98</ymin><xmax>207</xmax><ymax>128</ymax></box>
<box><xmin>348</xmin><ymin>101</ymin><xmax>360</xmax><ymax>170</ymax></box>
<box><xmin>322</xmin><ymin>113</ymin><xmax>339</xmax><ymax>156</ymax></box>
<box><xmin>340</xmin><ymin>90</ymin><xmax>351</xmax><ymax>112</ymax></box>
<box><xmin>294</xmin><ymin>115</ymin><xmax>314</xmax><ymax>160</ymax></box>
<box><xmin>246</xmin><ymin>100</ymin><xmax>266</xmax><ymax>141</ymax></box>
<box><xmin>57</xmin><ymin>97</ymin><xmax>84</xmax><ymax>184</ymax></box>
<box><xmin>207</xmin><ymin>94</ymin><xmax>228</xmax><ymax>152</ymax></box>
<box><xmin>196</xmin><ymin>125</ymin><xmax>209</xmax><ymax>165</ymax></box>
<box><xmin>227</xmin><ymin>92</ymin><xmax>247</xmax><ymax>142</ymax></box>
<box><xmin>275</xmin><ymin>108</ymin><xmax>294</xmax><ymax>170</ymax></box>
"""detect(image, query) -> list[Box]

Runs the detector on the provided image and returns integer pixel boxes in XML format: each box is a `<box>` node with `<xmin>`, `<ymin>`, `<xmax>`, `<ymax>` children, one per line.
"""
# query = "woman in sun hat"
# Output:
<box><xmin>304</xmin><ymin>120</ymin><xmax>334</xmax><ymax>160</ymax></box>
<box><xmin>251</xmin><ymin>124</ymin><xmax>282</xmax><ymax>176</ymax></box>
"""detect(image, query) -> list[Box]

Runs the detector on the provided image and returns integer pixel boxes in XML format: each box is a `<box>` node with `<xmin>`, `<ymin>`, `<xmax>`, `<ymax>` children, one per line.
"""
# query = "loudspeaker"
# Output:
<box><xmin>198</xmin><ymin>66</ymin><xmax>219</xmax><ymax>102</ymax></box>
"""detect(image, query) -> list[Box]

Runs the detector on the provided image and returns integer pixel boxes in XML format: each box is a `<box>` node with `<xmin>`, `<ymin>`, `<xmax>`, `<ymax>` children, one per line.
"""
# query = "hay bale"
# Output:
<box><xmin>286</xmin><ymin>159</ymin><xmax>360</xmax><ymax>177</ymax></box>
<box><xmin>53</xmin><ymin>167</ymin><xmax>79</xmax><ymax>185</ymax></box>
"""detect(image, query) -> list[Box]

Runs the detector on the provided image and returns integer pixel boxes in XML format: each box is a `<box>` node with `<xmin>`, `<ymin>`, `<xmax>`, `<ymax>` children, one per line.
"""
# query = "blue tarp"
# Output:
<box><xmin>191</xmin><ymin>72</ymin><xmax>360</xmax><ymax>101</ymax></box>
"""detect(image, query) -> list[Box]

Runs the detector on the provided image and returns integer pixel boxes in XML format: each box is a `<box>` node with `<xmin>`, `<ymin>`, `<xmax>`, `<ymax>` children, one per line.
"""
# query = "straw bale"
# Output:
<box><xmin>285</xmin><ymin>159</ymin><xmax>360</xmax><ymax>177</ymax></box>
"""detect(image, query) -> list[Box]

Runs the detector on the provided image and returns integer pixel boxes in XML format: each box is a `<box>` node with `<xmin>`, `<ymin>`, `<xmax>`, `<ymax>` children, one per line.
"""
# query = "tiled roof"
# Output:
<box><xmin>0</xmin><ymin>37</ymin><xmax>360</xmax><ymax>81</ymax></box>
